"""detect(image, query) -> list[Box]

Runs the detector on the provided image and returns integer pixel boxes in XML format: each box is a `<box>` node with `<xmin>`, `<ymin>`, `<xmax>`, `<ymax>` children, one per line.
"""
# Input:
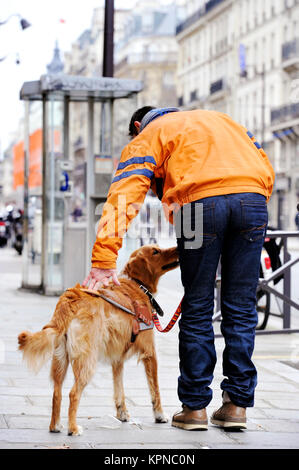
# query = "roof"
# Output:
<box><xmin>19</xmin><ymin>74</ymin><xmax>143</xmax><ymax>101</ymax></box>
<box><xmin>47</xmin><ymin>41</ymin><xmax>64</xmax><ymax>74</ymax></box>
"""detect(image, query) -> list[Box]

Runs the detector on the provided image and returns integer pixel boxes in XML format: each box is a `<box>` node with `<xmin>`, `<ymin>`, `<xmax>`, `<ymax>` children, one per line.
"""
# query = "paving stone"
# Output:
<box><xmin>249</xmin><ymin>418</ymin><xmax>299</xmax><ymax>433</ymax></box>
<box><xmin>220</xmin><ymin>431</ymin><xmax>299</xmax><ymax>449</ymax></box>
<box><xmin>0</xmin><ymin>416</ymin><xmax>7</xmax><ymax>429</ymax></box>
<box><xmin>255</xmin><ymin>381</ymin><xmax>299</xmax><ymax>392</ymax></box>
<box><xmin>0</xmin><ymin>426</ymin><xmax>233</xmax><ymax>447</ymax></box>
<box><xmin>259</xmin><ymin>408</ymin><xmax>299</xmax><ymax>420</ymax></box>
<box><xmin>263</xmin><ymin>399</ymin><xmax>299</xmax><ymax>410</ymax></box>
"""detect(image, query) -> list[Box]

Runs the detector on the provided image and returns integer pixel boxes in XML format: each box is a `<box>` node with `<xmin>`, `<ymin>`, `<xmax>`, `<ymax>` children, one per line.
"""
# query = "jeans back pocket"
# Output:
<box><xmin>241</xmin><ymin>200</ymin><xmax>268</xmax><ymax>242</ymax></box>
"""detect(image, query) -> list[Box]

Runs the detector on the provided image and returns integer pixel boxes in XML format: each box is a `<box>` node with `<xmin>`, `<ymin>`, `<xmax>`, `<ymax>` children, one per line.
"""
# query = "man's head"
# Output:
<box><xmin>128</xmin><ymin>106</ymin><xmax>180</xmax><ymax>139</ymax></box>
<box><xmin>128</xmin><ymin>106</ymin><xmax>155</xmax><ymax>138</ymax></box>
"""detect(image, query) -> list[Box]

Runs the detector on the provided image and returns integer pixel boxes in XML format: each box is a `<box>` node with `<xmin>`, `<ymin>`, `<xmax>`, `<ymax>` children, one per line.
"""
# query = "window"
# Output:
<box><xmin>284</xmin><ymin>25</ymin><xmax>289</xmax><ymax>43</ymax></box>
<box><xmin>163</xmin><ymin>71</ymin><xmax>174</xmax><ymax>88</ymax></box>
<box><xmin>271</xmin><ymin>32</ymin><xmax>276</xmax><ymax>68</ymax></box>
<box><xmin>285</xmin><ymin>0</ymin><xmax>294</xmax><ymax>9</ymax></box>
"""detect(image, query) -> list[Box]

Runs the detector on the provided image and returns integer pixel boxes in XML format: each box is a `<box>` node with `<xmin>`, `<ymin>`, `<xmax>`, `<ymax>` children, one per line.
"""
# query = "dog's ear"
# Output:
<box><xmin>124</xmin><ymin>252</ymin><xmax>155</xmax><ymax>286</ymax></box>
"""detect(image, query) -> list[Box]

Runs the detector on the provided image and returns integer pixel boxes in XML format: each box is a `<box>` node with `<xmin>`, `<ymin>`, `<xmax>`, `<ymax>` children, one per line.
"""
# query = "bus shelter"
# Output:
<box><xmin>19</xmin><ymin>74</ymin><xmax>142</xmax><ymax>295</ymax></box>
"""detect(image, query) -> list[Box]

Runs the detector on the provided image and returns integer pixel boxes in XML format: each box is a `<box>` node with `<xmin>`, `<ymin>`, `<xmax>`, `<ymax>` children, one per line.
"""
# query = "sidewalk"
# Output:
<box><xmin>0</xmin><ymin>247</ymin><xmax>299</xmax><ymax>450</ymax></box>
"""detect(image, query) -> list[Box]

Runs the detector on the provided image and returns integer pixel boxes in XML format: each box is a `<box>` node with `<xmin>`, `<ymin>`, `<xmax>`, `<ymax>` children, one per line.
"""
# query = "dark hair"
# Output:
<box><xmin>128</xmin><ymin>106</ymin><xmax>155</xmax><ymax>137</ymax></box>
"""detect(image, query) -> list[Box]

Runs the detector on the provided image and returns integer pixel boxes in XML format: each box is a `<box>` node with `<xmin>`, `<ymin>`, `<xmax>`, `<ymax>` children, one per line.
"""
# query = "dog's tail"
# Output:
<box><xmin>18</xmin><ymin>286</ymin><xmax>82</xmax><ymax>373</ymax></box>
<box><xmin>18</xmin><ymin>326</ymin><xmax>57</xmax><ymax>374</ymax></box>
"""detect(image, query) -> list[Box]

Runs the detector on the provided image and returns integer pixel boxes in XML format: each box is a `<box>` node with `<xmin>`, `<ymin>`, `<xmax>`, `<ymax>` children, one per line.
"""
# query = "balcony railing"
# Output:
<box><xmin>282</xmin><ymin>38</ymin><xmax>299</xmax><ymax>61</ymax></box>
<box><xmin>115</xmin><ymin>52</ymin><xmax>177</xmax><ymax>73</ymax></box>
<box><xmin>282</xmin><ymin>38</ymin><xmax>299</xmax><ymax>72</ymax></box>
<box><xmin>271</xmin><ymin>102</ymin><xmax>299</xmax><ymax>125</ymax></box>
<box><xmin>176</xmin><ymin>0</ymin><xmax>227</xmax><ymax>35</ymax></box>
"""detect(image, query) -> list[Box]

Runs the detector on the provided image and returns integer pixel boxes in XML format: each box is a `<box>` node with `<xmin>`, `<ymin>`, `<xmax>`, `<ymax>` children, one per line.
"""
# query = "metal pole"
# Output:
<box><xmin>109</xmin><ymin>98</ymin><xmax>114</xmax><ymax>156</ymax></box>
<box><xmin>261</xmin><ymin>63</ymin><xmax>266</xmax><ymax>148</ymax></box>
<box><xmin>86</xmin><ymin>98</ymin><xmax>95</xmax><ymax>275</ymax></box>
<box><xmin>101</xmin><ymin>0</ymin><xmax>114</xmax><ymax>170</ymax></box>
<box><xmin>62</xmin><ymin>96</ymin><xmax>70</xmax><ymax>290</ymax></box>
<box><xmin>41</xmin><ymin>95</ymin><xmax>47</xmax><ymax>292</ymax></box>
<box><xmin>49</xmin><ymin>96</ymin><xmax>55</xmax><ymax>289</ymax></box>
<box><xmin>283</xmin><ymin>237</ymin><xmax>291</xmax><ymax>329</ymax></box>
<box><xmin>63</xmin><ymin>96</ymin><xmax>69</xmax><ymax>161</ymax></box>
<box><xmin>103</xmin><ymin>0</ymin><xmax>114</xmax><ymax>77</ymax></box>
<box><xmin>22</xmin><ymin>100</ymin><xmax>30</xmax><ymax>288</ymax></box>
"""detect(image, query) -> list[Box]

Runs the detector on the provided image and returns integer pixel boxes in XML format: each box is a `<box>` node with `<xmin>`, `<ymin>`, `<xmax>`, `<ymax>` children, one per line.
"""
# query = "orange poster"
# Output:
<box><xmin>13</xmin><ymin>141</ymin><xmax>24</xmax><ymax>189</ymax></box>
<box><xmin>13</xmin><ymin>129</ymin><xmax>60</xmax><ymax>190</ymax></box>
<box><xmin>29</xmin><ymin>129</ymin><xmax>42</xmax><ymax>188</ymax></box>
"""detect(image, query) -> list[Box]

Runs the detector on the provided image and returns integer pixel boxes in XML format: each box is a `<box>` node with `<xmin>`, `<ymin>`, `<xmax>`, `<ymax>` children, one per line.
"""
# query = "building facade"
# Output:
<box><xmin>62</xmin><ymin>1</ymin><xmax>181</xmax><ymax>177</ymax></box>
<box><xmin>113</xmin><ymin>1</ymin><xmax>180</xmax><ymax>155</ymax></box>
<box><xmin>114</xmin><ymin>1</ymin><xmax>178</xmax><ymax>109</ymax></box>
<box><xmin>176</xmin><ymin>0</ymin><xmax>299</xmax><ymax>230</ymax></box>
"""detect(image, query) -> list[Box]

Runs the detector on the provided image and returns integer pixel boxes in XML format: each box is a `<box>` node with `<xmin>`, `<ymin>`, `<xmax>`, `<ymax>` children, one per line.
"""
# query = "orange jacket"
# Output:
<box><xmin>91</xmin><ymin>109</ymin><xmax>275</xmax><ymax>269</ymax></box>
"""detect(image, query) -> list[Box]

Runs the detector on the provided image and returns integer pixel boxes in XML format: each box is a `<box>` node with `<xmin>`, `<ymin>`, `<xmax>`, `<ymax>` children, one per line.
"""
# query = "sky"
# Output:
<box><xmin>0</xmin><ymin>0</ymin><xmax>173</xmax><ymax>156</ymax></box>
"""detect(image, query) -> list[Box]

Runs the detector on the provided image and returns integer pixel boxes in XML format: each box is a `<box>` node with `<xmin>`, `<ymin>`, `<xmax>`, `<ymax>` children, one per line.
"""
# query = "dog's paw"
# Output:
<box><xmin>49</xmin><ymin>422</ymin><xmax>64</xmax><ymax>433</ymax></box>
<box><xmin>154</xmin><ymin>411</ymin><xmax>169</xmax><ymax>423</ymax></box>
<box><xmin>68</xmin><ymin>425</ymin><xmax>83</xmax><ymax>436</ymax></box>
<box><xmin>117</xmin><ymin>410</ymin><xmax>130</xmax><ymax>422</ymax></box>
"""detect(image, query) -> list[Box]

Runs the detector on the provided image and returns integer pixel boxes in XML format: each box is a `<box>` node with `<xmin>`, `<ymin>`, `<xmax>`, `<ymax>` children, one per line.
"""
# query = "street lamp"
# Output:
<box><xmin>0</xmin><ymin>13</ymin><xmax>31</xmax><ymax>30</ymax></box>
<box><xmin>0</xmin><ymin>14</ymin><xmax>31</xmax><ymax>64</ymax></box>
<box><xmin>103</xmin><ymin>0</ymin><xmax>114</xmax><ymax>77</ymax></box>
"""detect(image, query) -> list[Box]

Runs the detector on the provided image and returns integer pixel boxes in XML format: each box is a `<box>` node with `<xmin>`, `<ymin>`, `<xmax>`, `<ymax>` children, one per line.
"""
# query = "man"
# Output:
<box><xmin>83</xmin><ymin>107</ymin><xmax>275</xmax><ymax>430</ymax></box>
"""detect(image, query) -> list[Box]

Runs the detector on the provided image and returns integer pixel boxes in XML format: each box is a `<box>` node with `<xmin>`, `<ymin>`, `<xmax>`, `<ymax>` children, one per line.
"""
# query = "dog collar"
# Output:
<box><xmin>133</xmin><ymin>279</ymin><xmax>164</xmax><ymax>317</ymax></box>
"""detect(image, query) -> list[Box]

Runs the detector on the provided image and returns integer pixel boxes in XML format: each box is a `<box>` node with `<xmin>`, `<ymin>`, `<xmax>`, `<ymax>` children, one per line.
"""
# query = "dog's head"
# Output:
<box><xmin>122</xmin><ymin>244</ymin><xmax>179</xmax><ymax>294</ymax></box>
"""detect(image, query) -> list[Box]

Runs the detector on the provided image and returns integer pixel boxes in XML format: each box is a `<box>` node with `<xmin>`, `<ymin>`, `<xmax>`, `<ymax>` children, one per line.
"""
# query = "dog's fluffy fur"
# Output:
<box><xmin>18</xmin><ymin>245</ymin><xmax>179</xmax><ymax>436</ymax></box>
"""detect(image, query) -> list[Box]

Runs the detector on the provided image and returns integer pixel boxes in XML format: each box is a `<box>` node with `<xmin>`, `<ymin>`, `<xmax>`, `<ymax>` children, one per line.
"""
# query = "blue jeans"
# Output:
<box><xmin>176</xmin><ymin>193</ymin><xmax>268</xmax><ymax>409</ymax></box>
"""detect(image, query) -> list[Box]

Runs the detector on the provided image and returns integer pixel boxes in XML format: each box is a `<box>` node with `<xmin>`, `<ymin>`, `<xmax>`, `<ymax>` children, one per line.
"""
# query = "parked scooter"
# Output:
<box><xmin>0</xmin><ymin>213</ymin><xmax>8</xmax><ymax>248</ymax></box>
<box><xmin>11</xmin><ymin>209</ymin><xmax>24</xmax><ymax>255</ymax></box>
<box><xmin>256</xmin><ymin>226</ymin><xmax>283</xmax><ymax>330</ymax></box>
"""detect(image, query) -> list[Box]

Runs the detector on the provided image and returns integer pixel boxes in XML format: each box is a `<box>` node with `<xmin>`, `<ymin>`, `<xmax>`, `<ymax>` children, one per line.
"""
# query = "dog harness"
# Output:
<box><xmin>79</xmin><ymin>288</ymin><xmax>154</xmax><ymax>342</ymax></box>
<box><xmin>78</xmin><ymin>286</ymin><xmax>183</xmax><ymax>337</ymax></box>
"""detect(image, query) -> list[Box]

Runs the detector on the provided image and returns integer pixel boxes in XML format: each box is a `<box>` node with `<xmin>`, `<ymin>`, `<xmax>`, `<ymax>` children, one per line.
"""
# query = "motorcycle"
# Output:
<box><xmin>11</xmin><ymin>209</ymin><xmax>24</xmax><ymax>255</ymax></box>
<box><xmin>0</xmin><ymin>214</ymin><xmax>8</xmax><ymax>248</ymax></box>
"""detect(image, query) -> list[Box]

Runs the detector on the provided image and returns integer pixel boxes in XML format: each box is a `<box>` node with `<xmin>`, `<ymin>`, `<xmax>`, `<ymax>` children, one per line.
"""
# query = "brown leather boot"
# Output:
<box><xmin>172</xmin><ymin>405</ymin><xmax>208</xmax><ymax>431</ymax></box>
<box><xmin>210</xmin><ymin>392</ymin><xmax>247</xmax><ymax>430</ymax></box>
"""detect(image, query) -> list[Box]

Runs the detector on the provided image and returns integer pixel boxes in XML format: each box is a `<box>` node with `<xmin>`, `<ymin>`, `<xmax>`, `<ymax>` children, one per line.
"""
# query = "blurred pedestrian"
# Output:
<box><xmin>72</xmin><ymin>206</ymin><xmax>82</xmax><ymax>222</ymax></box>
<box><xmin>295</xmin><ymin>203</ymin><xmax>299</xmax><ymax>230</ymax></box>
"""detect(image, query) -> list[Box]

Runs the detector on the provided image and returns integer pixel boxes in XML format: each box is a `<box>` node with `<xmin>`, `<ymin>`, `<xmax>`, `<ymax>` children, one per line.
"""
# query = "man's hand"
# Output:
<box><xmin>82</xmin><ymin>267</ymin><xmax>120</xmax><ymax>291</ymax></box>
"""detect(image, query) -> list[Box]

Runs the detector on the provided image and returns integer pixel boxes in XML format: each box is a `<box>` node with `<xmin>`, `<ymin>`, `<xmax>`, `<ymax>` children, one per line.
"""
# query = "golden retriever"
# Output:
<box><xmin>18</xmin><ymin>245</ymin><xmax>179</xmax><ymax>436</ymax></box>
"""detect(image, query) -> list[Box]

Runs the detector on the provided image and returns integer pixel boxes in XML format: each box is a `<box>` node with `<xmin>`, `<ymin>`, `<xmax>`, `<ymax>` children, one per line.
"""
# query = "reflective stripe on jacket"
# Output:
<box><xmin>91</xmin><ymin>109</ymin><xmax>275</xmax><ymax>269</ymax></box>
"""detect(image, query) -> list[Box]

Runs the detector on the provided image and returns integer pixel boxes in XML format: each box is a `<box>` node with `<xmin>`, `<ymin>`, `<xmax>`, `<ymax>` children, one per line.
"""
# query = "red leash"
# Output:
<box><xmin>152</xmin><ymin>298</ymin><xmax>183</xmax><ymax>333</ymax></box>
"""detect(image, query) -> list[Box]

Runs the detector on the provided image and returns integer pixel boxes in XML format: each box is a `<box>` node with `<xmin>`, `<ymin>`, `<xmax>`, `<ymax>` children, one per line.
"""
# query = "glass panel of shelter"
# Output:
<box><xmin>21</xmin><ymin>100</ymin><xmax>43</xmax><ymax>289</ymax></box>
<box><xmin>44</xmin><ymin>96</ymin><xmax>65</xmax><ymax>292</ymax></box>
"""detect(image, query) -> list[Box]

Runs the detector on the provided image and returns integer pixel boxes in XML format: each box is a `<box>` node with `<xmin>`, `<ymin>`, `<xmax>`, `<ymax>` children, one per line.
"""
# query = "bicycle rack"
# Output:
<box><xmin>213</xmin><ymin>230</ymin><xmax>299</xmax><ymax>336</ymax></box>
